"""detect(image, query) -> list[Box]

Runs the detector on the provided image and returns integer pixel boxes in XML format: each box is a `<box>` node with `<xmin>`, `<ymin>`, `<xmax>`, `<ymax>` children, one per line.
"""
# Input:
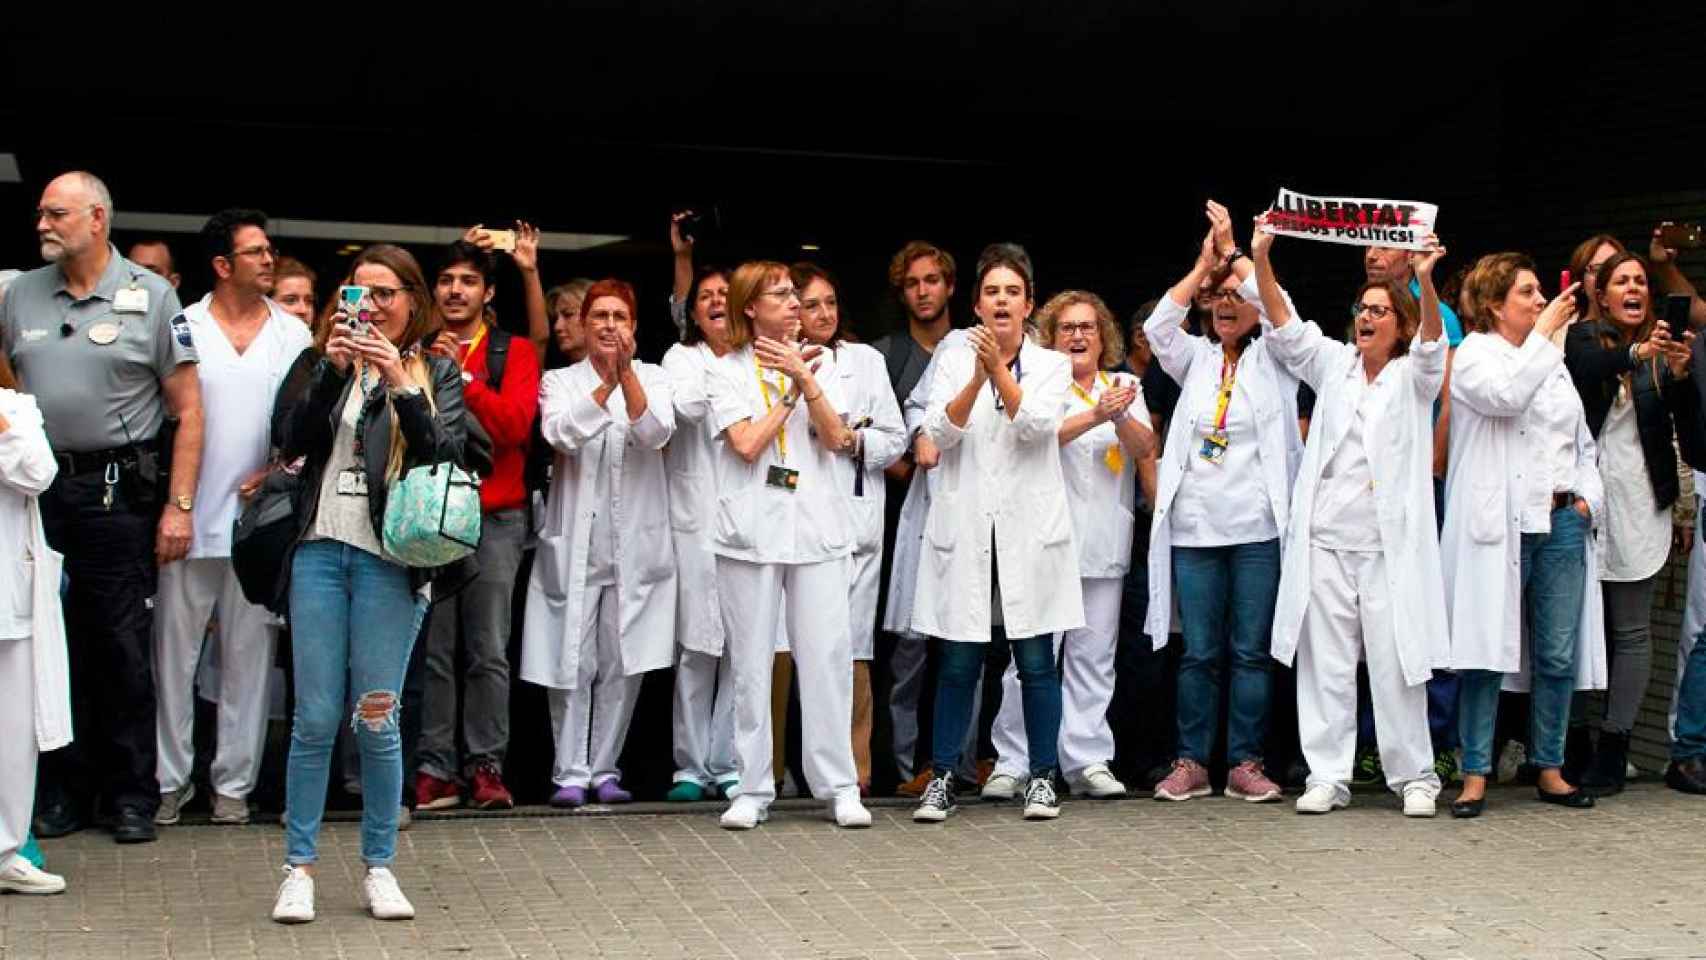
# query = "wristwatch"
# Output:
<box><xmin>1225</xmin><ymin>248</ymin><xmax>1249</xmax><ymax>265</ymax></box>
<box><xmin>173</xmin><ymin>495</ymin><xmax>193</xmax><ymax>512</ymax></box>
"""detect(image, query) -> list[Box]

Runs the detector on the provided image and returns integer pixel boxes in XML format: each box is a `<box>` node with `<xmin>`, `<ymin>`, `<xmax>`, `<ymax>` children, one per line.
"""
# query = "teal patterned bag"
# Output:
<box><xmin>382</xmin><ymin>461</ymin><xmax>482</xmax><ymax>568</ymax></box>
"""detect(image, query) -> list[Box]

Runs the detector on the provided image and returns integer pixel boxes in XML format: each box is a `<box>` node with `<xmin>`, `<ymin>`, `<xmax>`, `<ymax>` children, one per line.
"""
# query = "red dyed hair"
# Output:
<box><xmin>579</xmin><ymin>277</ymin><xmax>638</xmax><ymax>322</ymax></box>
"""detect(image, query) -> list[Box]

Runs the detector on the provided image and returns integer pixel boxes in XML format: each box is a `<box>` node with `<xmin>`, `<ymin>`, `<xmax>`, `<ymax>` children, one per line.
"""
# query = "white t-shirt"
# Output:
<box><xmin>584</xmin><ymin>421</ymin><xmax>616</xmax><ymax>587</ymax></box>
<box><xmin>1310</xmin><ymin>368</ymin><xmax>1381</xmax><ymax>552</ymax></box>
<box><xmin>185</xmin><ymin>295</ymin><xmax>311</xmax><ymax>558</ymax></box>
<box><xmin>704</xmin><ymin>344</ymin><xmax>851</xmax><ymax>565</ymax></box>
<box><xmin>1519</xmin><ymin>363</ymin><xmax>1583</xmax><ymax>535</ymax></box>
<box><xmin>1170</xmin><ymin>352</ymin><xmax>1278</xmax><ymax>548</ymax></box>
<box><xmin>1598</xmin><ymin>392</ymin><xmax>1670</xmax><ymax>581</ymax></box>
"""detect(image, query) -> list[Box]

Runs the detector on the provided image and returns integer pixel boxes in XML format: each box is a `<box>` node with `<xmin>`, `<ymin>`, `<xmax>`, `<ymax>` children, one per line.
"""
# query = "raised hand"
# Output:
<box><xmin>1251</xmin><ymin>212</ymin><xmax>1276</xmax><ymax>260</ymax></box>
<box><xmin>325</xmin><ymin>315</ymin><xmax>358</xmax><ymax>372</ymax></box>
<box><xmin>1651</xmin><ymin>222</ymin><xmax>1678</xmax><ymax>265</ymax></box>
<box><xmin>670</xmin><ymin>210</ymin><xmax>695</xmax><ymax>254</ymax></box>
<box><xmin>461</xmin><ymin>224</ymin><xmax>496</xmax><ymax>252</ymax></box>
<box><xmin>1412</xmin><ymin>233</ymin><xmax>1447</xmax><ymax>279</ymax></box>
<box><xmin>754</xmin><ymin>336</ymin><xmax>812</xmax><ymax>382</ymax></box>
<box><xmin>967</xmin><ymin>326</ymin><xmax>1002</xmax><ymax>376</ymax></box>
<box><xmin>511</xmin><ymin>221</ymin><xmax>541</xmax><ymax>272</ymax></box>
<box><xmin>1535</xmin><ymin>283</ymin><xmax>1581</xmax><ymax>339</ymax></box>
<box><xmin>1205</xmin><ymin>199</ymin><xmax>1236</xmax><ymax>261</ymax></box>
<box><xmin>428</xmin><ymin>330</ymin><xmax>461</xmax><ymax>360</ymax></box>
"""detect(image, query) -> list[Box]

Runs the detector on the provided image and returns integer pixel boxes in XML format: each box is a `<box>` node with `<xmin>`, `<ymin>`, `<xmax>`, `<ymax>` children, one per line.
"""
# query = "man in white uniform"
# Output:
<box><xmin>153</xmin><ymin>210</ymin><xmax>310</xmax><ymax>826</ymax></box>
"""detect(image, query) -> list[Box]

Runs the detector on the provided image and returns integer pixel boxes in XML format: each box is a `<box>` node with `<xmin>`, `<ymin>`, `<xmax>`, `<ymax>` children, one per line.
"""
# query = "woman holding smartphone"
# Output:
<box><xmin>0</xmin><ymin>353</ymin><xmax>69</xmax><ymax>895</ymax></box>
<box><xmin>1561</xmin><ymin>252</ymin><xmax>1702</xmax><ymax>795</ymax></box>
<box><xmin>703</xmin><ymin>260</ymin><xmax>867</xmax><ymax>831</ymax></box>
<box><xmin>911</xmin><ymin>243</ymin><xmax>1082</xmax><ymax>824</ymax></box>
<box><xmin>1443</xmin><ymin>252</ymin><xmax>1602</xmax><ymax>817</ymax></box>
<box><xmin>268</xmin><ymin>245</ymin><xmax>475</xmax><ymax>923</ymax></box>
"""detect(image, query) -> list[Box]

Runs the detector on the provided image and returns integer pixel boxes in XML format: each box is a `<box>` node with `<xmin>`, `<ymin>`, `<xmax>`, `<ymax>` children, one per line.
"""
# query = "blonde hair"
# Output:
<box><xmin>1037</xmin><ymin>290</ymin><xmax>1122</xmax><ymax>370</ymax></box>
<box><xmin>724</xmin><ymin>260</ymin><xmax>791</xmax><ymax>349</ymax></box>
<box><xmin>1461</xmin><ymin>252</ymin><xmax>1536</xmax><ymax>335</ymax></box>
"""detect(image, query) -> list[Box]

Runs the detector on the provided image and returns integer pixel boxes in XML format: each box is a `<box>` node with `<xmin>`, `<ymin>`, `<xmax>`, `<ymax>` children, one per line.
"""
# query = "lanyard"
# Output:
<box><xmin>1212</xmin><ymin>355</ymin><xmax>1237</xmax><ymax>433</ymax></box>
<box><xmin>1071</xmin><ymin>371</ymin><xmax>1125</xmax><ymax>474</ymax></box>
<box><xmin>352</xmin><ymin>362</ymin><xmax>375</xmax><ymax>468</ymax></box>
<box><xmin>459</xmin><ymin>323</ymin><xmax>489</xmax><ymax>370</ymax></box>
<box><xmin>755</xmin><ymin>357</ymin><xmax>790</xmax><ymax>462</ymax></box>
<box><xmin>992</xmin><ymin>350</ymin><xmax>1021</xmax><ymax>410</ymax></box>
<box><xmin>1070</xmin><ymin>371</ymin><xmax>1111</xmax><ymax>407</ymax></box>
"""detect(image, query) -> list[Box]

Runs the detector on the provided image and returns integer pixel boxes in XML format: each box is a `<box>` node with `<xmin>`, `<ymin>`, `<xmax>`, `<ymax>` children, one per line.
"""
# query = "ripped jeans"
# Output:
<box><xmin>285</xmin><ymin>540</ymin><xmax>425</xmax><ymax>867</ymax></box>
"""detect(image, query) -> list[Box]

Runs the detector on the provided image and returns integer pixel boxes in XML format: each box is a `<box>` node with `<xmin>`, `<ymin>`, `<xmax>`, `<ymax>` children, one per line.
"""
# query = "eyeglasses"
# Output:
<box><xmin>1057</xmin><ymin>321</ymin><xmax>1098</xmax><ymax>336</ymax></box>
<box><xmin>231</xmin><ymin>244</ymin><xmax>278</xmax><ymax>260</ymax></box>
<box><xmin>586</xmin><ymin>309</ymin><xmax>630</xmax><ymax>324</ymax></box>
<box><xmin>369</xmin><ymin>284</ymin><xmax>409</xmax><ymax>307</ymax></box>
<box><xmin>801</xmin><ymin>296</ymin><xmax>838</xmax><ymax>314</ymax></box>
<box><xmin>1351</xmin><ymin>302</ymin><xmax>1395</xmax><ymax>320</ymax></box>
<box><xmin>1205</xmin><ymin>289</ymin><xmax>1245</xmax><ymax>304</ymax></box>
<box><xmin>760</xmin><ymin>286</ymin><xmax>800</xmax><ymax>302</ymax></box>
<box><xmin>35</xmin><ymin>204</ymin><xmax>97</xmax><ymax>223</ymax></box>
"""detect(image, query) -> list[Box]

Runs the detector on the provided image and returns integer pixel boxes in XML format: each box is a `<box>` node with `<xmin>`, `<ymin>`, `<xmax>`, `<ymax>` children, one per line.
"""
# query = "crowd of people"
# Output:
<box><xmin>3</xmin><ymin>170</ymin><xmax>1706</xmax><ymax>925</ymax></box>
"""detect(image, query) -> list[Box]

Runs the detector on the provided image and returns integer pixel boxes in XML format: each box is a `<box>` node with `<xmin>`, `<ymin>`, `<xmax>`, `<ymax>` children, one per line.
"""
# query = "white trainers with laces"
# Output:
<box><xmin>1402</xmin><ymin>782</ymin><xmax>1439</xmax><ymax>818</ymax></box>
<box><xmin>360</xmin><ymin>867</ymin><xmax>415</xmax><ymax>920</ymax></box>
<box><xmin>0</xmin><ymin>857</ymin><xmax>66</xmax><ymax>895</ymax></box>
<box><xmin>980</xmin><ymin>773</ymin><xmax>1020</xmax><ymax>801</ymax></box>
<box><xmin>270</xmin><ymin>866</ymin><xmax>315</xmax><ymax>924</ymax></box>
<box><xmin>1295</xmin><ymin>783</ymin><xmax>1350</xmax><ymax>814</ymax></box>
<box><xmin>1080</xmin><ymin>765</ymin><xmax>1127</xmax><ymax>799</ymax></box>
<box><xmin>1022</xmin><ymin>777</ymin><xmax>1060</xmax><ymax>820</ymax></box>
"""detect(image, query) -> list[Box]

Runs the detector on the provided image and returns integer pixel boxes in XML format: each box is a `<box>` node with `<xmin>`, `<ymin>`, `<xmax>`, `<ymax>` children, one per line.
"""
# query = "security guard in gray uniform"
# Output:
<box><xmin>0</xmin><ymin>171</ymin><xmax>204</xmax><ymax>844</ymax></box>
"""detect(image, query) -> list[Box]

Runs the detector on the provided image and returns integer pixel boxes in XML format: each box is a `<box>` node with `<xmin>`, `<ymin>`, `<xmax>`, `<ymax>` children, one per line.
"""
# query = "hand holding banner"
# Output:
<box><xmin>1264</xmin><ymin>187</ymin><xmax>1438</xmax><ymax>251</ymax></box>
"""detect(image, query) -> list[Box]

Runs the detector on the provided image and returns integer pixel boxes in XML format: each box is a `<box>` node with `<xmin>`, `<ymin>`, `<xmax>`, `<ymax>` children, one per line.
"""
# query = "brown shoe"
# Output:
<box><xmin>896</xmin><ymin>768</ymin><xmax>934</xmax><ymax>798</ymax></box>
<box><xmin>974</xmin><ymin>758</ymin><xmax>996</xmax><ymax>786</ymax></box>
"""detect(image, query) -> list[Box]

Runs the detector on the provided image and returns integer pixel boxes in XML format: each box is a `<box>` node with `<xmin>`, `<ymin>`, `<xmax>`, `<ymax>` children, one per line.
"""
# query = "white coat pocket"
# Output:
<box><xmin>845</xmin><ymin>495</ymin><xmax>884</xmax><ymax>555</ymax></box>
<box><xmin>1036</xmin><ymin>495</ymin><xmax>1073</xmax><ymax>547</ymax></box>
<box><xmin>713</xmin><ymin>490</ymin><xmax>756</xmax><ymax>551</ymax></box>
<box><xmin>1468</xmin><ymin>480</ymin><xmax>1504</xmax><ymax>545</ymax></box>
<box><xmin>636</xmin><ymin>516</ymin><xmax>675</xmax><ymax>585</ymax></box>
<box><xmin>1</xmin><ymin>556</ymin><xmax>32</xmax><ymax>639</ymax></box>
<box><xmin>667</xmin><ymin>471</ymin><xmax>703</xmax><ymax>533</ymax></box>
<box><xmin>925</xmin><ymin>493</ymin><xmax>957</xmax><ymax>553</ymax></box>
<box><xmin>534</xmin><ymin>535</ymin><xmax>574</xmax><ymax>601</ymax></box>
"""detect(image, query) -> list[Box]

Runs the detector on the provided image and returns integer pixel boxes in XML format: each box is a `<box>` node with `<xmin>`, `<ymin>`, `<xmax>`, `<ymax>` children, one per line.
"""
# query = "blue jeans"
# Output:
<box><xmin>1457</xmin><ymin>507</ymin><xmax>1586</xmax><ymax>775</ymax></box>
<box><xmin>932</xmin><ymin>627</ymin><xmax>1059</xmax><ymax>778</ymax></box>
<box><xmin>285</xmin><ymin>540</ymin><xmax>424</xmax><ymax>867</ymax></box>
<box><xmin>1172</xmin><ymin>539</ymin><xmax>1281</xmax><ymax>765</ymax></box>
<box><xmin>1674</xmin><ymin>625</ymin><xmax>1706</xmax><ymax>762</ymax></box>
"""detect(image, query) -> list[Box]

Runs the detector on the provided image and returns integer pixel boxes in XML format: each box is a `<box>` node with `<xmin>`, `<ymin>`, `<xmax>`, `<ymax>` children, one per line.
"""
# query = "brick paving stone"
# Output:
<box><xmin>4</xmin><ymin>784</ymin><xmax>1706</xmax><ymax>958</ymax></box>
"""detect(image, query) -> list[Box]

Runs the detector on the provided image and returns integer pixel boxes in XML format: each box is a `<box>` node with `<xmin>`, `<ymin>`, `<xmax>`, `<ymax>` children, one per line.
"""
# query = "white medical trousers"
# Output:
<box><xmin>671</xmin><ymin>647</ymin><xmax>737</xmax><ymax>788</ymax></box>
<box><xmin>547</xmin><ymin>584</ymin><xmax>642</xmax><ymax>789</ymax></box>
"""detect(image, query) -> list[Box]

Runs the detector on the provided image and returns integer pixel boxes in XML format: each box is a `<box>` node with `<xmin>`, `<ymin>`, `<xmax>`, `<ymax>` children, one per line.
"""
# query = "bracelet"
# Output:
<box><xmin>390</xmin><ymin>383</ymin><xmax>423</xmax><ymax>399</ymax></box>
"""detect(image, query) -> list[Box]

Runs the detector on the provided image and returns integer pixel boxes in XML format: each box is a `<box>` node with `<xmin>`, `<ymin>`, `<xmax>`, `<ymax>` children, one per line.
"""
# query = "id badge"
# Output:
<box><xmin>336</xmin><ymin>468</ymin><xmax>369</xmax><ymax>496</ymax></box>
<box><xmin>766</xmin><ymin>465</ymin><xmax>800</xmax><ymax>492</ymax></box>
<box><xmin>113</xmin><ymin>285</ymin><xmax>148</xmax><ymax>314</ymax></box>
<box><xmin>1198</xmin><ymin>430</ymin><xmax>1228</xmax><ymax>465</ymax></box>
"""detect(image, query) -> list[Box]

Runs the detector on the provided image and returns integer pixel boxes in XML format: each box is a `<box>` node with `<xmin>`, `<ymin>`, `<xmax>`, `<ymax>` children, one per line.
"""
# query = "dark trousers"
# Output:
<box><xmin>36</xmin><ymin>470</ymin><xmax>161</xmax><ymax>818</ymax></box>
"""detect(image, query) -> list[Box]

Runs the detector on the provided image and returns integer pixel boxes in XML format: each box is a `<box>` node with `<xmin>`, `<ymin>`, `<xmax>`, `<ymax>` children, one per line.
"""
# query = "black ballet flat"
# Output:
<box><xmin>1535</xmin><ymin>786</ymin><xmax>1595</xmax><ymax>809</ymax></box>
<box><xmin>1449</xmin><ymin>796</ymin><xmax>1484</xmax><ymax>819</ymax></box>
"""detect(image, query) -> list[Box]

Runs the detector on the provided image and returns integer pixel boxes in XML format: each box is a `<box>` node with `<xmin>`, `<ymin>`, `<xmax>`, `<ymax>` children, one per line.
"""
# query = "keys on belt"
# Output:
<box><xmin>54</xmin><ymin>445</ymin><xmax>141</xmax><ymax>477</ymax></box>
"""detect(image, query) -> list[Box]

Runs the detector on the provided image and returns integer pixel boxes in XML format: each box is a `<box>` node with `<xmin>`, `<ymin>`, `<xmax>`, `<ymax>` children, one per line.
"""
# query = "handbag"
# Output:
<box><xmin>231</xmin><ymin>457</ymin><xmax>307</xmax><ymax>614</ymax></box>
<box><xmin>382</xmin><ymin>460</ymin><xmax>482</xmax><ymax>568</ymax></box>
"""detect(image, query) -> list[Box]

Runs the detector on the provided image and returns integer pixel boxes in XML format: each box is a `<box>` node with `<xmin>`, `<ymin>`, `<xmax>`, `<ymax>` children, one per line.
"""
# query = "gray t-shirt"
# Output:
<box><xmin>0</xmin><ymin>245</ymin><xmax>192</xmax><ymax>451</ymax></box>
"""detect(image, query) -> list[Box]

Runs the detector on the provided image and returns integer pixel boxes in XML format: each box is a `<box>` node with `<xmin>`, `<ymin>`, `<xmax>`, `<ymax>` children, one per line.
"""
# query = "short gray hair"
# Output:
<box><xmin>67</xmin><ymin>170</ymin><xmax>114</xmax><ymax>221</ymax></box>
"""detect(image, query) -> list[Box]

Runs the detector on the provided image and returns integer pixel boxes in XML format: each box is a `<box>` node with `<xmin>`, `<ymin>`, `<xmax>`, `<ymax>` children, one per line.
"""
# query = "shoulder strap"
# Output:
<box><xmin>485</xmin><ymin>326</ymin><xmax>512</xmax><ymax>392</ymax></box>
<box><xmin>883</xmin><ymin>335</ymin><xmax>909</xmax><ymax>394</ymax></box>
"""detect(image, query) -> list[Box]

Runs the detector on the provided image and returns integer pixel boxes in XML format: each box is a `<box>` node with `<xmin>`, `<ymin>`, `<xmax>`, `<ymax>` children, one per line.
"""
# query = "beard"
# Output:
<box><xmin>39</xmin><ymin>237</ymin><xmax>66</xmax><ymax>262</ymax></box>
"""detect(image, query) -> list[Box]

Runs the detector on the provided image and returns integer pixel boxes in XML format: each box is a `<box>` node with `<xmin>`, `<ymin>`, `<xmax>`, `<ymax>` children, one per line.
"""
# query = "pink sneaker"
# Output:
<box><xmin>1225</xmin><ymin>760</ymin><xmax>1282</xmax><ymax>802</ymax></box>
<box><xmin>1153</xmin><ymin>759</ymin><xmax>1211</xmax><ymax>801</ymax></box>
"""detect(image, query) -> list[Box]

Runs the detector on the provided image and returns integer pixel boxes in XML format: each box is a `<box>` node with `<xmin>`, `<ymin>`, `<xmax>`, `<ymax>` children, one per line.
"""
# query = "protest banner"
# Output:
<box><xmin>1263</xmin><ymin>187</ymin><xmax>1438</xmax><ymax>250</ymax></box>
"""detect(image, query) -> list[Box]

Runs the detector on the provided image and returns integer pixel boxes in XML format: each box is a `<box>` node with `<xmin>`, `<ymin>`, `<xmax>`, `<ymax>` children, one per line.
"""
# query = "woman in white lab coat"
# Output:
<box><xmin>1443</xmin><ymin>252</ymin><xmax>1604</xmax><ymax>817</ymax></box>
<box><xmin>0</xmin><ymin>356</ymin><xmax>70</xmax><ymax>895</ymax></box>
<box><xmin>792</xmin><ymin>262</ymin><xmax>907</xmax><ymax>794</ymax></box>
<box><xmin>703</xmin><ymin>259</ymin><xmax>867</xmax><ymax>831</ymax></box>
<box><xmin>985</xmin><ymin>290</ymin><xmax>1153</xmax><ymax>802</ymax></box>
<box><xmin>1143</xmin><ymin>202</ymin><xmax>1303</xmax><ymax>805</ymax></box>
<box><xmin>519</xmin><ymin>279</ymin><xmax>677</xmax><ymax>808</ymax></box>
<box><xmin>660</xmin><ymin>265</ymin><xmax>741</xmax><ymax>803</ymax></box>
<box><xmin>910</xmin><ymin>243</ymin><xmax>1083</xmax><ymax>824</ymax></box>
<box><xmin>1257</xmin><ymin>224</ymin><xmax>1450</xmax><ymax>818</ymax></box>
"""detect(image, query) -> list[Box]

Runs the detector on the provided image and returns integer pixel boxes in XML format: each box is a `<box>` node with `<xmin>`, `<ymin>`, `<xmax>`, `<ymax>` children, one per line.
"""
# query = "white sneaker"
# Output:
<box><xmin>271</xmin><ymin>866</ymin><xmax>315</xmax><ymax>924</ymax></box>
<box><xmin>156</xmin><ymin>783</ymin><xmax>195</xmax><ymax>826</ymax></box>
<box><xmin>1496</xmin><ymin>741</ymin><xmax>1527</xmax><ymax>784</ymax></box>
<box><xmin>0</xmin><ymin>857</ymin><xmax>66</xmax><ymax>895</ymax></box>
<box><xmin>1402</xmin><ymin>783</ymin><xmax>1439</xmax><ymax>818</ymax></box>
<box><xmin>719</xmin><ymin>796</ymin><xmax>768</xmax><ymax>830</ymax></box>
<box><xmin>980</xmin><ymin>773</ymin><xmax>1020</xmax><ymax>801</ymax></box>
<box><xmin>1080</xmin><ymin>765</ymin><xmax>1127</xmax><ymax>799</ymax></box>
<box><xmin>359</xmin><ymin>867</ymin><xmax>415</xmax><ymax>920</ymax></box>
<box><xmin>831</xmin><ymin>793</ymin><xmax>872</xmax><ymax>829</ymax></box>
<box><xmin>1295</xmin><ymin>783</ymin><xmax>1349</xmax><ymax>815</ymax></box>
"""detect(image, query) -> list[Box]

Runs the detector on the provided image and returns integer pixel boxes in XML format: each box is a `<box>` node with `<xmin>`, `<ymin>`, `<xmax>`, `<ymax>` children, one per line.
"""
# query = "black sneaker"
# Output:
<box><xmin>1022</xmin><ymin>777</ymin><xmax>1060</xmax><ymax>820</ymax></box>
<box><xmin>912</xmin><ymin>773</ymin><xmax>956</xmax><ymax>823</ymax></box>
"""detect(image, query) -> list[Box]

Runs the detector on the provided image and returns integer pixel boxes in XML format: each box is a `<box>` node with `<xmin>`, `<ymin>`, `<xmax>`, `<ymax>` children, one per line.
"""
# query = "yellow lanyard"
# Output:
<box><xmin>459</xmin><ymin>322</ymin><xmax>489</xmax><ymax>371</ymax></box>
<box><xmin>755</xmin><ymin>357</ymin><xmax>789</xmax><ymax>462</ymax></box>
<box><xmin>1071</xmin><ymin>371</ymin><xmax>1125</xmax><ymax>475</ymax></box>
<box><xmin>1212</xmin><ymin>356</ymin><xmax>1237</xmax><ymax>434</ymax></box>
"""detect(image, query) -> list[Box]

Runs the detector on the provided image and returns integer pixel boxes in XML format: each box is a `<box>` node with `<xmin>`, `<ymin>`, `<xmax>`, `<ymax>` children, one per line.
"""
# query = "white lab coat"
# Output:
<box><xmin>661</xmin><ymin>342</ymin><xmax>726</xmax><ymax>657</ymax></box>
<box><xmin>1059</xmin><ymin>371</ymin><xmax>1147</xmax><ymax>579</ymax></box>
<box><xmin>1142</xmin><ymin>274</ymin><xmax>1304</xmax><ymax>648</ymax></box>
<box><xmin>1441</xmin><ymin>331</ymin><xmax>1607</xmax><ymax>690</ymax></box>
<box><xmin>829</xmin><ymin>342</ymin><xmax>908</xmax><ymax>554</ymax></box>
<box><xmin>912</xmin><ymin>337</ymin><xmax>1086</xmax><ymax>643</ymax></box>
<box><xmin>0</xmin><ymin>389</ymin><xmax>69</xmax><ymax>751</ymax></box>
<box><xmin>520</xmin><ymin>360</ymin><xmax>677</xmax><ymax>690</ymax></box>
<box><xmin>1266</xmin><ymin>320</ymin><xmax>1449</xmax><ymax>687</ymax></box>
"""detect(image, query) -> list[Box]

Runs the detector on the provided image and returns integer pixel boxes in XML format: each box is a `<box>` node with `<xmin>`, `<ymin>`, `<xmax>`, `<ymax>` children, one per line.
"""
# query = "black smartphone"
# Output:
<box><xmin>676</xmin><ymin>205</ymin><xmax>721</xmax><ymax>244</ymax></box>
<box><xmin>1665</xmin><ymin>293</ymin><xmax>1693</xmax><ymax>330</ymax></box>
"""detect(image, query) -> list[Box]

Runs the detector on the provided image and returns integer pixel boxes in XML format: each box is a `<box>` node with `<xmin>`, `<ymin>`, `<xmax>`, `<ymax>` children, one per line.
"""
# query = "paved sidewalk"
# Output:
<box><xmin>4</xmin><ymin>783</ymin><xmax>1705</xmax><ymax>960</ymax></box>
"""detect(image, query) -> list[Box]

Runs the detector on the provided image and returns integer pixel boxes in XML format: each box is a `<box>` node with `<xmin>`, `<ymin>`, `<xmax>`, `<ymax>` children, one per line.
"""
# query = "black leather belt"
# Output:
<box><xmin>54</xmin><ymin>445</ymin><xmax>142</xmax><ymax>477</ymax></box>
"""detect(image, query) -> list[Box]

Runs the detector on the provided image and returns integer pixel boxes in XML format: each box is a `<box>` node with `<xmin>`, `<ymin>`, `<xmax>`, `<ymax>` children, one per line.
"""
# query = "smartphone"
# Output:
<box><xmin>485</xmin><ymin>229</ymin><xmax>517</xmax><ymax>253</ymax></box>
<box><xmin>1665</xmin><ymin>293</ymin><xmax>1693</xmax><ymax>330</ymax></box>
<box><xmin>1559</xmin><ymin>269</ymin><xmax>1571</xmax><ymax>295</ymax></box>
<box><xmin>337</xmin><ymin>284</ymin><xmax>371</xmax><ymax>334</ymax></box>
<box><xmin>1660</xmin><ymin>223</ymin><xmax>1704</xmax><ymax>250</ymax></box>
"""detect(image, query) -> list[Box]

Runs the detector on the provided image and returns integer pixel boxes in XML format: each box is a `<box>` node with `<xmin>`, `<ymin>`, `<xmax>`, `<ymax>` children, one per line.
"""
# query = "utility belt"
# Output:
<box><xmin>55</xmin><ymin>443</ymin><xmax>149</xmax><ymax>478</ymax></box>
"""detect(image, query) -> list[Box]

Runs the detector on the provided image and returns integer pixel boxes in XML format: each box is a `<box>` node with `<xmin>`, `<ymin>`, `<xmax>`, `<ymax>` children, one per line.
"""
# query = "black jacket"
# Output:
<box><xmin>272</xmin><ymin>345</ymin><xmax>490</xmax><ymax>590</ymax></box>
<box><xmin>1563</xmin><ymin>322</ymin><xmax>1706</xmax><ymax>510</ymax></box>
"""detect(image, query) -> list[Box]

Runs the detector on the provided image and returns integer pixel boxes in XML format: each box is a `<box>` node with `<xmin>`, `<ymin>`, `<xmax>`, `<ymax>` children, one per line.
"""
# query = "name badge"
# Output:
<box><xmin>335</xmin><ymin>468</ymin><xmax>369</xmax><ymax>496</ymax></box>
<box><xmin>766</xmin><ymin>465</ymin><xmax>800</xmax><ymax>492</ymax></box>
<box><xmin>1198</xmin><ymin>430</ymin><xmax>1229</xmax><ymax>465</ymax></box>
<box><xmin>113</xmin><ymin>285</ymin><xmax>148</xmax><ymax>314</ymax></box>
<box><xmin>88</xmin><ymin>322</ymin><xmax>121</xmax><ymax>345</ymax></box>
